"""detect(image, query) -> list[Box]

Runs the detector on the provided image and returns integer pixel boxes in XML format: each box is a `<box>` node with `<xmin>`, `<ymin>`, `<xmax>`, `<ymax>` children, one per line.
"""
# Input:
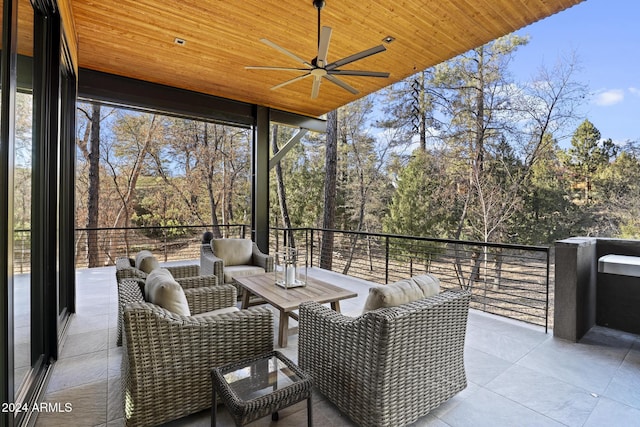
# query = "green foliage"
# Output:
<box><xmin>566</xmin><ymin>119</ymin><xmax>617</xmax><ymax>203</ymax></box>
<box><xmin>511</xmin><ymin>136</ymin><xmax>582</xmax><ymax>244</ymax></box>
<box><xmin>595</xmin><ymin>150</ymin><xmax>640</xmax><ymax>237</ymax></box>
<box><xmin>384</xmin><ymin>150</ymin><xmax>455</xmax><ymax>237</ymax></box>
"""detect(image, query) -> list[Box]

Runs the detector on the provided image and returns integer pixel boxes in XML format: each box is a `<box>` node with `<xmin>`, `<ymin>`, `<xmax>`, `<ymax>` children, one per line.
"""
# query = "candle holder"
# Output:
<box><xmin>275</xmin><ymin>247</ymin><xmax>307</xmax><ymax>289</ymax></box>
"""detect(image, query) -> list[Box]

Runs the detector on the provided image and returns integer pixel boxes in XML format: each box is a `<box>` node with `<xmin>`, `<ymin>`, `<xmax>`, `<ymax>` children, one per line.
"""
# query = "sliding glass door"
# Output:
<box><xmin>2</xmin><ymin>0</ymin><xmax>76</xmax><ymax>424</ymax></box>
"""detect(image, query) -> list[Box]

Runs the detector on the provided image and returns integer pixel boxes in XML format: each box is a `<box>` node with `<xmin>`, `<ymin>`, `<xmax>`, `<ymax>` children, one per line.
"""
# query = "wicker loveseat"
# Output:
<box><xmin>298</xmin><ymin>288</ymin><xmax>471</xmax><ymax>427</ymax></box>
<box><xmin>120</xmin><ymin>278</ymin><xmax>274</xmax><ymax>427</ymax></box>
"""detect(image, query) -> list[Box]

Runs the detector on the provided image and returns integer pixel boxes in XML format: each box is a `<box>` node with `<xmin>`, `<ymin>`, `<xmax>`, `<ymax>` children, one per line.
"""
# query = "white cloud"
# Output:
<box><xmin>593</xmin><ymin>89</ymin><xmax>624</xmax><ymax>106</ymax></box>
<box><xmin>629</xmin><ymin>87</ymin><xmax>640</xmax><ymax>97</ymax></box>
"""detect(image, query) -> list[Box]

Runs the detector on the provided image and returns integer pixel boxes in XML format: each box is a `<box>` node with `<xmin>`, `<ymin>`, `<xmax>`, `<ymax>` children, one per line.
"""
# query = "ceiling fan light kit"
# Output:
<box><xmin>245</xmin><ymin>0</ymin><xmax>390</xmax><ymax>99</ymax></box>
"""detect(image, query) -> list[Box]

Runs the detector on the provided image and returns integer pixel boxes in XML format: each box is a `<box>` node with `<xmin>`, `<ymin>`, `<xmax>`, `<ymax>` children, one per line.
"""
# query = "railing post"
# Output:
<box><xmin>385</xmin><ymin>236</ymin><xmax>389</xmax><ymax>284</ymax></box>
<box><xmin>163</xmin><ymin>229</ymin><xmax>168</xmax><ymax>262</ymax></box>
<box><xmin>310</xmin><ymin>229</ymin><xmax>314</xmax><ymax>268</ymax></box>
<box><xmin>545</xmin><ymin>248</ymin><xmax>550</xmax><ymax>334</ymax></box>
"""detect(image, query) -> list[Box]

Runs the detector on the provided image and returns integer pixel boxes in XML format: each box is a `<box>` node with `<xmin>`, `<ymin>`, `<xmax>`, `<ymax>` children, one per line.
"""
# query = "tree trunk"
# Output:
<box><xmin>86</xmin><ymin>104</ymin><xmax>101</xmax><ymax>267</ymax></box>
<box><xmin>320</xmin><ymin>110</ymin><xmax>338</xmax><ymax>269</ymax></box>
<box><xmin>272</xmin><ymin>125</ymin><xmax>295</xmax><ymax>247</ymax></box>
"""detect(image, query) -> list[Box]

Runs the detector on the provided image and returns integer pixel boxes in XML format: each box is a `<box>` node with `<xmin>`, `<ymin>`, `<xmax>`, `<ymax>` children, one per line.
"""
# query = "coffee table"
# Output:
<box><xmin>211</xmin><ymin>350</ymin><xmax>313</xmax><ymax>426</ymax></box>
<box><xmin>234</xmin><ymin>273</ymin><xmax>357</xmax><ymax>347</ymax></box>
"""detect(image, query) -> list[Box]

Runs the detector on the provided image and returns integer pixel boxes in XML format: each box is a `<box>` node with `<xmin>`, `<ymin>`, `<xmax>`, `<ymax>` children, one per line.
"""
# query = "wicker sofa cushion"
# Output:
<box><xmin>145</xmin><ymin>268</ymin><xmax>191</xmax><ymax>316</ymax></box>
<box><xmin>212</xmin><ymin>238</ymin><xmax>253</xmax><ymax>266</ymax></box>
<box><xmin>362</xmin><ymin>274</ymin><xmax>441</xmax><ymax>313</ymax></box>
<box><xmin>135</xmin><ymin>250</ymin><xmax>160</xmax><ymax>273</ymax></box>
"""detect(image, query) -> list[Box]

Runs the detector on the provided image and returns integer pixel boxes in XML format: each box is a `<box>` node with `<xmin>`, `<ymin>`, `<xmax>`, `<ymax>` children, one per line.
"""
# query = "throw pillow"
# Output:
<box><xmin>211</xmin><ymin>238</ymin><xmax>253</xmax><ymax>266</ymax></box>
<box><xmin>362</xmin><ymin>274</ymin><xmax>441</xmax><ymax>313</ymax></box>
<box><xmin>138</xmin><ymin>254</ymin><xmax>159</xmax><ymax>274</ymax></box>
<box><xmin>145</xmin><ymin>268</ymin><xmax>191</xmax><ymax>316</ymax></box>
<box><xmin>411</xmin><ymin>274</ymin><xmax>441</xmax><ymax>296</ymax></box>
<box><xmin>135</xmin><ymin>250</ymin><xmax>154</xmax><ymax>270</ymax></box>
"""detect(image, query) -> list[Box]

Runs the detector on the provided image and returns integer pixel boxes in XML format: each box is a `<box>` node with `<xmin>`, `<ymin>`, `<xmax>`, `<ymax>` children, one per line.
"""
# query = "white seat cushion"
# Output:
<box><xmin>212</xmin><ymin>238</ymin><xmax>253</xmax><ymax>266</ymax></box>
<box><xmin>223</xmin><ymin>265</ymin><xmax>265</xmax><ymax>284</ymax></box>
<box><xmin>362</xmin><ymin>274</ymin><xmax>441</xmax><ymax>313</ymax></box>
<box><xmin>145</xmin><ymin>268</ymin><xmax>191</xmax><ymax>316</ymax></box>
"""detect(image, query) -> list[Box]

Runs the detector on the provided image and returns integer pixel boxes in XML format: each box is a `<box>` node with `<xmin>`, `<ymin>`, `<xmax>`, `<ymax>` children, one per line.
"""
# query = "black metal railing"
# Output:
<box><xmin>14</xmin><ymin>224</ymin><xmax>552</xmax><ymax>330</ymax></box>
<box><xmin>273</xmin><ymin>227</ymin><xmax>551</xmax><ymax>331</ymax></box>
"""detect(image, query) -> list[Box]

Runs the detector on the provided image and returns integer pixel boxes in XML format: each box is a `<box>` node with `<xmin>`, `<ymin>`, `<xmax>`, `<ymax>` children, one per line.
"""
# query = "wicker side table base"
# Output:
<box><xmin>211</xmin><ymin>351</ymin><xmax>313</xmax><ymax>426</ymax></box>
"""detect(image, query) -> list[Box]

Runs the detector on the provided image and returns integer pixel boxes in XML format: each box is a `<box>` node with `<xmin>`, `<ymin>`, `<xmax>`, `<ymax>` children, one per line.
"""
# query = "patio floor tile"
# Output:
<box><xmin>32</xmin><ymin>264</ymin><xmax>640</xmax><ymax>427</ymax></box>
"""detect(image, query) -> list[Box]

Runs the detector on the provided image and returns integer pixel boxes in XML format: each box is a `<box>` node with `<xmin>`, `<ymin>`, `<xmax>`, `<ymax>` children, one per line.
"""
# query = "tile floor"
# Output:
<box><xmin>33</xmin><ymin>263</ymin><xmax>640</xmax><ymax>427</ymax></box>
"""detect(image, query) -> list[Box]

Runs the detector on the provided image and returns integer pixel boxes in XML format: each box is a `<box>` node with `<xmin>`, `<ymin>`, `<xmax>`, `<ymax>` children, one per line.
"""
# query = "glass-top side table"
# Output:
<box><xmin>211</xmin><ymin>351</ymin><xmax>313</xmax><ymax>426</ymax></box>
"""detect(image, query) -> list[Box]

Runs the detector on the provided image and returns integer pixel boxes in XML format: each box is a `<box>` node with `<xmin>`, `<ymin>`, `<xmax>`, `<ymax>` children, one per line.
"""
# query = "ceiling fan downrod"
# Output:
<box><xmin>313</xmin><ymin>0</ymin><xmax>326</xmax><ymax>50</ymax></box>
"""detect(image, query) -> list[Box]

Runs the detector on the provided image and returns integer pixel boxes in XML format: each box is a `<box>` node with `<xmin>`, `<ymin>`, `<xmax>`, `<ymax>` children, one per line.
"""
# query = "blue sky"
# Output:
<box><xmin>510</xmin><ymin>0</ymin><xmax>639</xmax><ymax>146</ymax></box>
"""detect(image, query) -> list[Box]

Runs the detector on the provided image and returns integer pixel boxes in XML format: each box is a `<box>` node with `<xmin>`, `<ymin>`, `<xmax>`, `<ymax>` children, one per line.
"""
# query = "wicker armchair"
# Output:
<box><xmin>120</xmin><ymin>279</ymin><xmax>274</xmax><ymax>427</ymax></box>
<box><xmin>298</xmin><ymin>289</ymin><xmax>471</xmax><ymax>427</ymax></box>
<box><xmin>200</xmin><ymin>237</ymin><xmax>274</xmax><ymax>290</ymax></box>
<box><xmin>115</xmin><ymin>273</ymin><xmax>219</xmax><ymax>346</ymax></box>
<box><xmin>115</xmin><ymin>256</ymin><xmax>219</xmax><ymax>346</ymax></box>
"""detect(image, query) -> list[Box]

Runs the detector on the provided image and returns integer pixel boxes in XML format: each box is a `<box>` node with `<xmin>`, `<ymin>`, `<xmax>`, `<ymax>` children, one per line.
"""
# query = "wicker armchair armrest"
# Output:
<box><xmin>116</xmin><ymin>278</ymin><xmax>146</xmax><ymax>346</ymax></box>
<box><xmin>122</xmin><ymin>304</ymin><xmax>274</xmax><ymax>427</ymax></box>
<box><xmin>166</xmin><ymin>263</ymin><xmax>200</xmax><ymax>278</ymax></box>
<box><xmin>200</xmin><ymin>244</ymin><xmax>224</xmax><ymax>279</ymax></box>
<box><xmin>176</xmin><ymin>274</ymin><xmax>220</xmax><ymax>289</ymax></box>
<box><xmin>185</xmin><ymin>284</ymin><xmax>237</xmax><ymax>314</ymax></box>
<box><xmin>252</xmin><ymin>243</ymin><xmax>275</xmax><ymax>272</ymax></box>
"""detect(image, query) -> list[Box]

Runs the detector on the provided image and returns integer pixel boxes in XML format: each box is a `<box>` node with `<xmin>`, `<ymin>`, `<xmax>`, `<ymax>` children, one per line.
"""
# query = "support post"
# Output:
<box><xmin>554</xmin><ymin>237</ymin><xmax>597</xmax><ymax>341</ymax></box>
<box><xmin>252</xmin><ymin>106</ymin><xmax>270</xmax><ymax>253</ymax></box>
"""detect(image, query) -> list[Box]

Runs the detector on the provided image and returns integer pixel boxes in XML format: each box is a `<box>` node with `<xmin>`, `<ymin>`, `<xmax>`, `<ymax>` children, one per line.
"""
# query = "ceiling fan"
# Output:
<box><xmin>245</xmin><ymin>0</ymin><xmax>390</xmax><ymax>99</ymax></box>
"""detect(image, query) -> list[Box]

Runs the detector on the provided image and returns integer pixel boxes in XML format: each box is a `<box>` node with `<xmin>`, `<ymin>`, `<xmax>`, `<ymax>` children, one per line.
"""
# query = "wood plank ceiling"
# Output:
<box><xmin>70</xmin><ymin>0</ymin><xmax>584</xmax><ymax>118</ymax></box>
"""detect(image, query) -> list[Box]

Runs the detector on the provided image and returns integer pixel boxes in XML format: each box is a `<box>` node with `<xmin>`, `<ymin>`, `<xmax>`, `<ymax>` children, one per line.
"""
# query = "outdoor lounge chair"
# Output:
<box><xmin>200</xmin><ymin>236</ymin><xmax>274</xmax><ymax>291</ymax></box>
<box><xmin>120</xmin><ymin>278</ymin><xmax>274</xmax><ymax>427</ymax></box>
<box><xmin>298</xmin><ymin>288</ymin><xmax>471</xmax><ymax>427</ymax></box>
<box><xmin>115</xmin><ymin>251</ymin><xmax>219</xmax><ymax>346</ymax></box>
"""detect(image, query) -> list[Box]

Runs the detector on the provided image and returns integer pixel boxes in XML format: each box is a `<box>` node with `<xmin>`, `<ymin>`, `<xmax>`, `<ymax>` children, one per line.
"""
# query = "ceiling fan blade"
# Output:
<box><xmin>324</xmin><ymin>74</ymin><xmax>359</xmax><ymax>95</ymax></box>
<box><xmin>245</xmin><ymin>66</ymin><xmax>310</xmax><ymax>72</ymax></box>
<box><xmin>316</xmin><ymin>26</ymin><xmax>332</xmax><ymax>67</ymax></box>
<box><xmin>325</xmin><ymin>44</ymin><xmax>386</xmax><ymax>71</ymax></box>
<box><xmin>311</xmin><ymin>76</ymin><xmax>322</xmax><ymax>99</ymax></box>
<box><xmin>260</xmin><ymin>38</ymin><xmax>313</xmax><ymax>67</ymax></box>
<box><xmin>271</xmin><ymin>72</ymin><xmax>312</xmax><ymax>91</ymax></box>
<box><xmin>328</xmin><ymin>69</ymin><xmax>390</xmax><ymax>78</ymax></box>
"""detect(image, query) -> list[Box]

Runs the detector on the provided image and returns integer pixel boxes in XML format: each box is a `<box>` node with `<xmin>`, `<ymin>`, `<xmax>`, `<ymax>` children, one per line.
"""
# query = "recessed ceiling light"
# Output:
<box><xmin>174</xmin><ymin>38</ymin><xmax>186</xmax><ymax>46</ymax></box>
<box><xmin>382</xmin><ymin>35</ymin><xmax>395</xmax><ymax>44</ymax></box>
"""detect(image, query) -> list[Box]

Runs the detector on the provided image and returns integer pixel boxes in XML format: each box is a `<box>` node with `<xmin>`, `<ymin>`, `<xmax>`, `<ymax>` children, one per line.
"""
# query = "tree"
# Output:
<box><xmin>596</xmin><ymin>146</ymin><xmax>640</xmax><ymax>237</ymax></box>
<box><xmin>383</xmin><ymin>149</ymin><xmax>456</xmax><ymax>269</ymax></box>
<box><xmin>337</xmin><ymin>96</ymin><xmax>398</xmax><ymax>274</ymax></box>
<box><xmin>272</xmin><ymin>124</ymin><xmax>295</xmax><ymax>247</ymax></box>
<box><xmin>511</xmin><ymin>135</ymin><xmax>578</xmax><ymax>244</ymax></box>
<box><xmin>566</xmin><ymin>119</ymin><xmax>616</xmax><ymax>203</ymax></box>
<box><xmin>428</xmin><ymin>34</ymin><xmax>529</xmax><ymax>242</ymax></box>
<box><xmin>320</xmin><ymin>110</ymin><xmax>338</xmax><ymax>269</ymax></box>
